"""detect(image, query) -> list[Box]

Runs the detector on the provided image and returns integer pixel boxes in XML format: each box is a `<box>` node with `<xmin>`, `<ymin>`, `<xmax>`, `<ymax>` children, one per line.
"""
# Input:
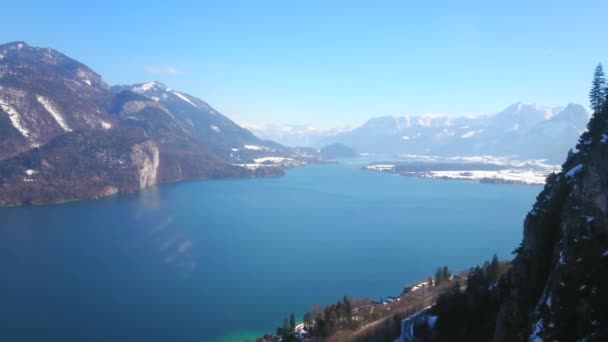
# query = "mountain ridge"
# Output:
<box><xmin>0</xmin><ymin>42</ymin><xmax>310</xmax><ymax>205</ymax></box>
<box><xmin>249</xmin><ymin>103</ymin><xmax>589</xmax><ymax>164</ymax></box>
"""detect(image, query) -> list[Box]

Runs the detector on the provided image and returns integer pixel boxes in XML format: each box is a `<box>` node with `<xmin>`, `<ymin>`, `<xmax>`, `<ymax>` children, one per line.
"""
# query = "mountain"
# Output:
<box><xmin>0</xmin><ymin>41</ymin><xmax>114</xmax><ymax>159</ymax></box>
<box><xmin>401</xmin><ymin>102</ymin><xmax>608</xmax><ymax>341</ymax></box>
<box><xmin>323</xmin><ymin>103</ymin><xmax>589</xmax><ymax>163</ymax></box>
<box><xmin>0</xmin><ymin>42</ymin><xmax>310</xmax><ymax>205</ymax></box>
<box><xmin>112</xmin><ymin>82</ymin><xmax>296</xmax><ymax>163</ymax></box>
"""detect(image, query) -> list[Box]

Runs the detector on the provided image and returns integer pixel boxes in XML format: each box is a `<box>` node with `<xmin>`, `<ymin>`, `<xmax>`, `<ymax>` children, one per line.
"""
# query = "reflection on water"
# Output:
<box><xmin>132</xmin><ymin>186</ymin><xmax>199</xmax><ymax>276</ymax></box>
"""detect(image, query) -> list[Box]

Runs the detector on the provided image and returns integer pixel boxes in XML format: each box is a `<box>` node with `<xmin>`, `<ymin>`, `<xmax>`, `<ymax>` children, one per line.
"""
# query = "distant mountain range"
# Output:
<box><xmin>0</xmin><ymin>41</ymin><xmax>312</xmax><ymax>205</ymax></box>
<box><xmin>252</xmin><ymin>103</ymin><xmax>590</xmax><ymax>163</ymax></box>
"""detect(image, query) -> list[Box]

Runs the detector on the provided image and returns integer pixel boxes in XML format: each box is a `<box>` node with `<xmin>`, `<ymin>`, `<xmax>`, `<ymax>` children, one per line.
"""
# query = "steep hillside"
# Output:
<box><xmin>0</xmin><ymin>41</ymin><xmax>114</xmax><ymax>159</ymax></box>
<box><xmin>0</xmin><ymin>42</ymin><xmax>302</xmax><ymax>205</ymax></box>
<box><xmin>402</xmin><ymin>90</ymin><xmax>608</xmax><ymax>342</ymax></box>
<box><xmin>491</xmin><ymin>101</ymin><xmax>608</xmax><ymax>341</ymax></box>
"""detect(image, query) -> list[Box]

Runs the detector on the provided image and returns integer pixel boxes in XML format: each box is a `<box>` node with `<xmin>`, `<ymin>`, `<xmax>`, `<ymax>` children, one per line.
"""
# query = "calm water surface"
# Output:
<box><xmin>0</xmin><ymin>162</ymin><xmax>540</xmax><ymax>341</ymax></box>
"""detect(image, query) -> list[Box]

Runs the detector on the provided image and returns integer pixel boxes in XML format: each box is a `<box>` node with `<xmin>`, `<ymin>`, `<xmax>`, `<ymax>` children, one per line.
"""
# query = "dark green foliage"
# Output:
<box><xmin>590</xmin><ymin>63</ymin><xmax>606</xmax><ymax>113</ymax></box>
<box><xmin>442</xmin><ymin>266</ymin><xmax>451</xmax><ymax>282</ymax></box>
<box><xmin>435</xmin><ymin>265</ymin><xmax>452</xmax><ymax>286</ymax></box>
<box><xmin>435</xmin><ymin>267</ymin><xmax>443</xmax><ymax>285</ymax></box>
<box><xmin>289</xmin><ymin>313</ymin><xmax>296</xmax><ymax>331</ymax></box>
<box><xmin>487</xmin><ymin>254</ymin><xmax>500</xmax><ymax>284</ymax></box>
<box><xmin>303</xmin><ymin>312</ymin><xmax>313</xmax><ymax>327</ymax></box>
<box><xmin>305</xmin><ymin>296</ymin><xmax>358</xmax><ymax>337</ymax></box>
<box><xmin>429</xmin><ymin>257</ymin><xmax>502</xmax><ymax>342</ymax></box>
<box><xmin>342</xmin><ymin>296</ymin><xmax>353</xmax><ymax>325</ymax></box>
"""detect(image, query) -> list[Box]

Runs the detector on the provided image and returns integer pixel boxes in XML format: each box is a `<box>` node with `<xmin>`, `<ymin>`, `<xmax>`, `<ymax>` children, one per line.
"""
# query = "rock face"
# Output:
<box><xmin>492</xmin><ymin>107</ymin><xmax>608</xmax><ymax>341</ymax></box>
<box><xmin>0</xmin><ymin>41</ymin><xmax>310</xmax><ymax>205</ymax></box>
<box><xmin>130</xmin><ymin>140</ymin><xmax>159</xmax><ymax>189</ymax></box>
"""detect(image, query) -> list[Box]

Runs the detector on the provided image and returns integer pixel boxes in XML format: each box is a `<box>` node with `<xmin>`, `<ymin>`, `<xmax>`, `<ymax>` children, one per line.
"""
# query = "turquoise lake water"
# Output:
<box><xmin>0</xmin><ymin>162</ymin><xmax>541</xmax><ymax>341</ymax></box>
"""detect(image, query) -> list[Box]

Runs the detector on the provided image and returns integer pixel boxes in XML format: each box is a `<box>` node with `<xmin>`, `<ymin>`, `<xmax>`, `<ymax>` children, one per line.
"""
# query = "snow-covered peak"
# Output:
<box><xmin>122</xmin><ymin>82</ymin><xmax>203</xmax><ymax>108</ymax></box>
<box><xmin>130</xmin><ymin>81</ymin><xmax>168</xmax><ymax>94</ymax></box>
<box><xmin>492</xmin><ymin>102</ymin><xmax>554</xmax><ymax>130</ymax></box>
<box><xmin>551</xmin><ymin>103</ymin><xmax>589</xmax><ymax>123</ymax></box>
<box><xmin>501</xmin><ymin>102</ymin><xmax>552</xmax><ymax>118</ymax></box>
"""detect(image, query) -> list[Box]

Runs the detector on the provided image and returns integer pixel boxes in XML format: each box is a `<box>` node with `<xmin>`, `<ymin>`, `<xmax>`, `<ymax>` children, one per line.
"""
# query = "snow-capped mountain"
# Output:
<box><xmin>0</xmin><ymin>41</ymin><xmax>114</xmax><ymax>159</ymax></box>
<box><xmin>0</xmin><ymin>42</ymin><xmax>312</xmax><ymax>205</ymax></box>
<box><xmin>323</xmin><ymin>102</ymin><xmax>589</xmax><ymax>162</ymax></box>
<box><xmin>112</xmin><ymin>82</ymin><xmax>295</xmax><ymax>162</ymax></box>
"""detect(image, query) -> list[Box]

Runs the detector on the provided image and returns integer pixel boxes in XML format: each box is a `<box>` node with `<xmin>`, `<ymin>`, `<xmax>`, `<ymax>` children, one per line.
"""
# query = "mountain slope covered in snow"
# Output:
<box><xmin>324</xmin><ymin>103</ymin><xmax>589</xmax><ymax>163</ymax></box>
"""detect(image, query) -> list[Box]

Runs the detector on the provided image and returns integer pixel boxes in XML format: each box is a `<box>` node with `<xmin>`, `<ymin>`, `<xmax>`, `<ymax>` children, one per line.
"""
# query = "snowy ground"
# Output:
<box><xmin>235</xmin><ymin>156</ymin><xmax>307</xmax><ymax>170</ymax></box>
<box><xmin>408</xmin><ymin>169</ymin><xmax>550</xmax><ymax>185</ymax></box>
<box><xmin>361</xmin><ymin>155</ymin><xmax>559</xmax><ymax>185</ymax></box>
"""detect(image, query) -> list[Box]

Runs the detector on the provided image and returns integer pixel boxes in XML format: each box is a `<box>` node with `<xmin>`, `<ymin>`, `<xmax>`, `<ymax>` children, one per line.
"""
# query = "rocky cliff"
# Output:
<box><xmin>491</xmin><ymin>104</ymin><xmax>608</xmax><ymax>341</ymax></box>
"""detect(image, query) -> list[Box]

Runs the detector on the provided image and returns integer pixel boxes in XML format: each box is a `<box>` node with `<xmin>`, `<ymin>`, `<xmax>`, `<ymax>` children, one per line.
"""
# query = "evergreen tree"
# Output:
<box><xmin>303</xmin><ymin>312</ymin><xmax>313</xmax><ymax>326</ymax></box>
<box><xmin>589</xmin><ymin>63</ymin><xmax>606</xmax><ymax>112</ymax></box>
<box><xmin>435</xmin><ymin>267</ymin><xmax>444</xmax><ymax>285</ymax></box>
<box><xmin>289</xmin><ymin>313</ymin><xmax>296</xmax><ymax>331</ymax></box>
<box><xmin>342</xmin><ymin>296</ymin><xmax>352</xmax><ymax>323</ymax></box>
<box><xmin>282</xmin><ymin>319</ymin><xmax>290</xmax><ymax>333</ymax></box>
<box><xmin>442</xmin><ymin>266</ymin><xmax>451</xmax><ymax>281</ymax></box>
<box><xmin>488</xmin><ymin>254</ymin><xmax>500</xmax><ymax>283</ymax></box>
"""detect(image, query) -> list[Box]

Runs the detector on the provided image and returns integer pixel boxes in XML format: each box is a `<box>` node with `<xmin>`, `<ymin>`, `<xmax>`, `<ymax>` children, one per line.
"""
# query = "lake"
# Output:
<box><xmin>0</xmin><ymin>162</ymin><xmax>541</xmax><ymax>341</ymax></box>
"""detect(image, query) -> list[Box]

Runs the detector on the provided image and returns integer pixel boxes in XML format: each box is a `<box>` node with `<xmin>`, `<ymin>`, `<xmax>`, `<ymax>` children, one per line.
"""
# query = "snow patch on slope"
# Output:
<box><xmin>565</xmin><ymin>164</ymin><xmax>583</xmax><ymax>178</ymax></box>
<box><xmin>0</xmin><ymin>98</ymin><xmax>30</xmax><ymax>138</ymax></box>
<box><xmin>244</xmin><ymin>144</ymin><xmax>269</xmax><ymax>151</ymax></box>
<box><xmin>173</xmin><ymin>91</ymin><xmax>197</xmax><ymax>108</ymax></box>
<box><xmin>140</xmin><ymin>82</ymin><xmax>157</xmax><ymax>92</ymax></box>
<box><xmin>460</xmin><ymin>129</ymin><xmax>484</xmax><ymax>139</ymax></box>
<box><xmin>36</xmin><ymin>96</ymin><xmax>71</xmax><ymax>132</ymax></box>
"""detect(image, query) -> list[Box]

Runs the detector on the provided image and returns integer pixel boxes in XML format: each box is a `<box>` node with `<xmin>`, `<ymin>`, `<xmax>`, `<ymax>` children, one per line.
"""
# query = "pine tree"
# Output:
<box><xmin>435</xmin><ymin>267</ymin><xmax>443</xmax><ymax>285</ymax></box>
<box><xmin>442</xmin><ymin>266</ymin><xmax>451</xmax><ymax>281</ymax></box>
<box><xmin>488</xmin><ymin>254</ymin><xmax>500</xmax><ymax>283</ymax></box>
<box><xmin>589</xmin><ymin>63</ymin><xmax>606</xmax><ymax>112</ymax></box>
<box><xmin>289</xmin><ymin>313</ymin><xmax>296</xmax><ymax>331</ymax></box>
<box><xmin>303</xmin><ymin>312</ymin><xmax>313</xmax><ymax>326</ymax></box>
<box><xmin>342</xmin><ymin>296</ymin><xmax>352</xmax><ymax>323</ymax></box>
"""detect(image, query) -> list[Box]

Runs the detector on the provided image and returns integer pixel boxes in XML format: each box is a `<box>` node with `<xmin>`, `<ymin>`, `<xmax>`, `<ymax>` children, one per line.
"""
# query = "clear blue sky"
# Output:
<box><xmin>2</xmin><ymin>1</ymin><xmax>607</xmax><ymax>126</ymax></box>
